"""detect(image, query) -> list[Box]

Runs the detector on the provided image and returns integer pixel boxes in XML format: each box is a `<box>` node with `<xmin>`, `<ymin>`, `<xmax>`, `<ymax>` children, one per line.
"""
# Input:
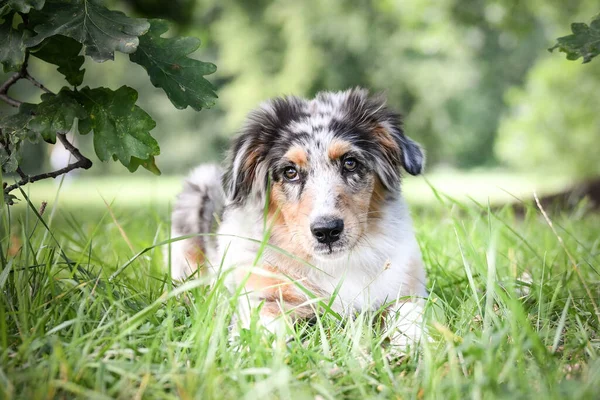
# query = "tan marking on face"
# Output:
<box><xmin>369</xmin><ymin>177</ymin><xmax>387</xmax><ymax>213</ymax></box>
<box><xmin>268</xmin><ymin>182</ymin><xmax>314</xmax><ymax>260</ymax></box>
<box><xmin>334</xmin><ymin>177</ymin><xmax>376</xmax><ymax>240</ymax></box>
<box><xmin>366</xmin><ymin>178</ymin><xmax>387</xmax><ymax>234</ymax></box>
<box><xmin>284</xmin><ymin>146</ymin><xmax>308</xmax><ymax>167</ymax></box>
<box><xmin>327</xmin><ymin>139</ymin><xmax>352</xmax><ymax>160</ymax></box>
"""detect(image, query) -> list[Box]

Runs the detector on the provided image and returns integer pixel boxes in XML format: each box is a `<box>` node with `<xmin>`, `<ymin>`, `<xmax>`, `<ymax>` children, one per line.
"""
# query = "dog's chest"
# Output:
<box><xmin>324</xmin><ymin>263</ymin><xmax>398</xmax><ymax>313</ymax></box>
<box><xmin>307</xmin><ymin>240</ymin><xmax>419</xmax><ymax>314</ymax></box>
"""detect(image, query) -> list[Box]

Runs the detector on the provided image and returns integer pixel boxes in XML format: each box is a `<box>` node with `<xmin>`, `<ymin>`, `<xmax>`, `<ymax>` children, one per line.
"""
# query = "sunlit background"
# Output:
<box><xmin>3</xmin><ymin>0</ymin><xmax>599</xmax><ymax>210</ymax></box>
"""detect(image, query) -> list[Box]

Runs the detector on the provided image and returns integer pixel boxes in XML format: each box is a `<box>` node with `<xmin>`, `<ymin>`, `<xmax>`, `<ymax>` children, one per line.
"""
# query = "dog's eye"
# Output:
<box><xmin>283</xmin><ymin>167</ymin><xmax>299</xmax><ymax>182</ymax></box>
<box><xmin>343</xmin><ymin>157</ymin><xmax>358</xmax><ymax>172</ymax></box>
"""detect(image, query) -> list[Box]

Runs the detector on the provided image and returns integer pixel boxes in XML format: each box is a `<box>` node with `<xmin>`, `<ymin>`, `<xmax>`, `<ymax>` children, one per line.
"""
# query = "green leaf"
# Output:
<box><xmin>74</xmin><ymin>86</ymin><xmax>160</xmax><ymax>171</ymax></box>
<box><xmin>0</xmin><ymin>90</ymin><xmax>86</xmax><ymax>145</ymax></box>
<box><xmin>30</xmin><ymin>35</ymin><xmax>85</xmax><ymax>86</ymax></box>
<box><xmin>2</xmin><ymin>191</ymin><xmax>18</xmax><ymax>205</ymax></box>
<box><xmin>550</xmin><ymin>14</ymin><xmax>600</xmax><ymax>64</ymax></box>
<box><xmin>26</xmin><ymin>0</ymin><xmax>150</xmax><ymax>63</ymax></box>
<box><xmin>0</xmin><ymin>143</ymin><xmax>19</xmax><ymax>173</ymax></box>
<box><xmin>127</xmin><ymin>155</ymin><xmax>161</xmax><ymax>175</ymax></box>
<box><xmin>27</xmin><ymin>88</ymin><xmax>87</xmax><ymax>143</ymax></box>
<box><xmin>0</xmin><ymin>0</ymin><xmax>45</xmax><ymax>13</ymax></box>
<box><xmin>0</xmin><ymin>103</ymin><xmax>37</xmax><ymax>142</ymax></box>
<box><xmin>0</xmin><ymin>12</ymin><xmax>28</xmax><ymax>72</ymax></box>
<box><xmin>130</xmin><ymin>19</ymin><xmax>217</xmax><ymax>111</ymax></box>
<box><xmin>0</xmin><ymin>103</ymin><xmax>37</xmax><ymax>173</ymax></box>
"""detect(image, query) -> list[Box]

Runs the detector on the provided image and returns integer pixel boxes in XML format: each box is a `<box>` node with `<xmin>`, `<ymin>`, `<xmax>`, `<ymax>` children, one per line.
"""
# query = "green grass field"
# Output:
<box><xmin>1</xmin><ymin>174</ymin><xmax>599</xmax><ymax>399</ymax></box>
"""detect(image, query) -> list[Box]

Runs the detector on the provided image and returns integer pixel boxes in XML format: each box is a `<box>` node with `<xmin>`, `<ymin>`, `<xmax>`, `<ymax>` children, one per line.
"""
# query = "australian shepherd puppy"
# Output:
<box><xmin>169</xmin><ymin>88</ymin><xmax>427</xmax><ymax>346</ymax></box>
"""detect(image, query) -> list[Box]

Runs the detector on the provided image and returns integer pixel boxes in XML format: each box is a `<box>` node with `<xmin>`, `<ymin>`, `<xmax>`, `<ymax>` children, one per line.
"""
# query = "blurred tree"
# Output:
<box><xmin>496</xmin><ymin>56</ymin><xmax>600</xmax><ymax>178</ymax></box>
<box><xmin>193</xmin><ymin>0</ymin><xmax>598</xmax><ymax>168</ymax></box>
<box><xmin>497</xmin><ymin>11</ymin><xmax>600</xmax><ymax>179</ymax></box>
<box><xmin>497</xmin><ymin>10</ymin><xmax>600</xmax><ymax>209</ymax></box>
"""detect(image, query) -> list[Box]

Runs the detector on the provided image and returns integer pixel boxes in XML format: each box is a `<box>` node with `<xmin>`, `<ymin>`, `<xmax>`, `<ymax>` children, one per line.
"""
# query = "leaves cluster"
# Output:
<box><xmin>550</xmin><ymin>13</ymin><xmax>600</xmax><ymax>63</ymax></box>
<box><xmin>0</xmin><ymin>0</ymin><xmax>217</xmax><ymax>180</ymax></box>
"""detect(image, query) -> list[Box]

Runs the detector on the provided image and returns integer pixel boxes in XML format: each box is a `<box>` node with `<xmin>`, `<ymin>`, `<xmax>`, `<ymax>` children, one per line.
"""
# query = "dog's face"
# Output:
<box><xmin>269</xmin><ymin>137</ymin><xmax>379</xmax><ymax>259</ymax></box>
<box><xmin>224</xmin><ymin>88</ymin><xmax>424</xmax><ymax>260</ymax></box>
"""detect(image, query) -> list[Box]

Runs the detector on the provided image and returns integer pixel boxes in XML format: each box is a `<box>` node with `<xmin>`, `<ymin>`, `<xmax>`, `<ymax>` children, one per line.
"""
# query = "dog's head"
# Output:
<box><xmin>223</xmin><ymin>88</ymin><xmax>424</xmax><ymax>260</ymax></box>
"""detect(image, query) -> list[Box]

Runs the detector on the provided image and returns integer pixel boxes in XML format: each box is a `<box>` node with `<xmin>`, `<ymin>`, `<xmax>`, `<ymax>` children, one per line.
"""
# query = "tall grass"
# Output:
<box><xmin>0</xmin><ymin>188</ymin><xmax>598</xmax><ymax>399</ymax></box>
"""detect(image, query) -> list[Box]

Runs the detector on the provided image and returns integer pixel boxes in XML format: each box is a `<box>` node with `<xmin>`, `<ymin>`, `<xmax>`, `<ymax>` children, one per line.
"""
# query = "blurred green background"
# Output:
<box><xmin>3</xmin><ymin>0</ymin><xmax>600</xmax><ymax>207</ymax></box>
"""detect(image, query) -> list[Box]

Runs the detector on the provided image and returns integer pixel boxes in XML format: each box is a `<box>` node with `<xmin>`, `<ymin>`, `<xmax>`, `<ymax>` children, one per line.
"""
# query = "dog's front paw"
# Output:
<box><xmin>385</xmin><ymin>300</ymin><xmax>428</xmax><ymax>353</ymax></box>
<box><xmin>228</xmin><ymin>308</ymin><xmax>293</xmax><ymax>348</ymax></box>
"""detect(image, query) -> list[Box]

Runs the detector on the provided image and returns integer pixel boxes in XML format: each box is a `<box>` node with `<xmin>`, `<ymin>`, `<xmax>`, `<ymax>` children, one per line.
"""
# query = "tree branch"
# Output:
<box><xmin>15</xmin><ymin>167</ymin><xmax>28</xmax><ymax>180</ymax></box>
<box><xmin>0</xmin><ymin>94</ymin><xmax>22</xmax><ymax>107</ymax></box>
<box><xmin>0</xmin><ymin>50</ymin><xmax>54</xmax><ymax>106</ymax></box>
<box><xmin>0</xmin><ymin>52</ymin><xmax>30</xmax><ymax>108</ymax></box>
<box><xmin>3</xmin><ymin>133</ymin><xmax>93</xmax><ymax>202</ymax></box>
<box><xmin>0</xmin><ymin>66</ymin><xmax>25</xmax><ymax>94</ymax></box>
<box><xmin>56</xmin><ymin>133</ymin><xmax>92</xmax><ymax>168</ymax></box>
<box><xmin>25</xmin><ymin>73</ymin><xmax>53</xmax><ymax>94</ymax></box>
<box><xmin>4</xmin><ymin>159</ymin><xmax>91</xmax><ymax>194</ymax></box>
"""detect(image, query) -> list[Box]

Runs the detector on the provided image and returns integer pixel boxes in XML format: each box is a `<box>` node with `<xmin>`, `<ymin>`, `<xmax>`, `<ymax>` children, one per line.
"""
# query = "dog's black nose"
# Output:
<box><xmin>311</xmin><ymin>218</ymin><xmax>344</xmax><ymax>244</ymax></box>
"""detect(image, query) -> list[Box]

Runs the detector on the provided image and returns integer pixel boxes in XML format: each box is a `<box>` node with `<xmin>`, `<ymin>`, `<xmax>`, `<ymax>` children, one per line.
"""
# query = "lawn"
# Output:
<box><xmin>1</xmin><ymin>173</ymin><xmax>598</xmax><ymax>399</ymax></box>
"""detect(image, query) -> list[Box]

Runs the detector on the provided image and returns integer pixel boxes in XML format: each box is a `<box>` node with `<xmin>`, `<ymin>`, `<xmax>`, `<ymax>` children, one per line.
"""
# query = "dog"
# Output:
<box><xmin>169</xmin><ymin>88</ymin><xmax>427</xmax><ymax>346</ymax></box>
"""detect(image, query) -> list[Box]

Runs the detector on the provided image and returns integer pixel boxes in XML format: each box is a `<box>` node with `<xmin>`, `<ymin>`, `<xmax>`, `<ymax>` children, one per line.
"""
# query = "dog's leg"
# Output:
<box><xmin>235</xmin><ymin>293</ymin><xmax>288</xmax><ymax>336</ymax></box>
<box><xmin>384</xmin><ymin>298</ymin><xmax>427</xmax><ymax>352</ymax></box>
<box><xmin>233</xmin><ymin>266</ymin><xmax>317</xmax><ymax>335</ymax></box>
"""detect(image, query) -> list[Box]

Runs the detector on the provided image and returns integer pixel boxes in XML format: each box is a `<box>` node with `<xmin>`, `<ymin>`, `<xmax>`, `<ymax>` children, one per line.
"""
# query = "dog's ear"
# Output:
<box><xmin>396</xmin><ymin>132</ymin><xmax>425</xmax><ymax>176</ymax></box>
<box><xmin>343</xmin><ymin>88</ymin><xmax>425</xmax><ymax>189</ymax></box>
<box><xmin>223</xmin><ymin>97</ymin><xmax>306</xmax><ymax>204</ymax></box>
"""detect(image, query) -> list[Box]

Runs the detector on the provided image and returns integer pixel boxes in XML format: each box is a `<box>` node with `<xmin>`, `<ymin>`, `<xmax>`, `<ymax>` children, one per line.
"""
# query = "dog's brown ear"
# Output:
<box><xmin>223</xmin><ymin>97</ymin><xmax>306</xmax><ymax>204</ymax></box>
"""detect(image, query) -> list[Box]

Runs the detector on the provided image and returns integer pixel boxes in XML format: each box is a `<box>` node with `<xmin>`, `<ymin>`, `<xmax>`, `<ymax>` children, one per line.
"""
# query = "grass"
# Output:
<box><xmin>1</xmin><ymin>176</ymin><xmax>599</xmax><ymax>399</ymax></box>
